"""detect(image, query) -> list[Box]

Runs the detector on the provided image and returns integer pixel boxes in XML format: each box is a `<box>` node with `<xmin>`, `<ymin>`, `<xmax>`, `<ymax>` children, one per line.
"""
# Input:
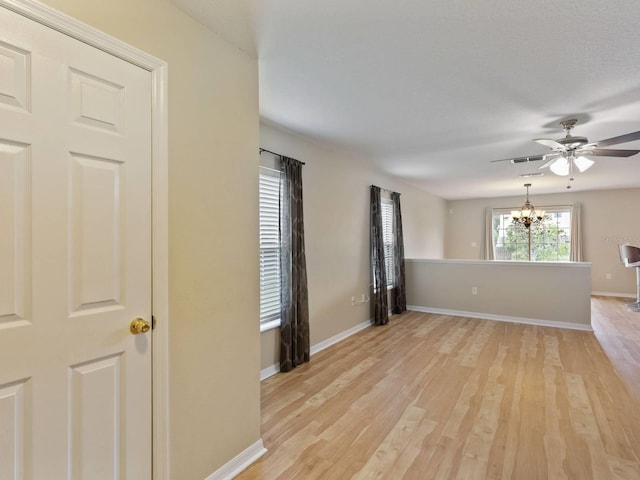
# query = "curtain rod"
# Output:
<box><xmin>371</xmin><ymin>184</ymin><xmax>400</xmax><ymax>195</ymax></box>
<box><xmin>259</xmin><ymin>148</ymin><xmax>306</xmax><ymax>165</ymax></box>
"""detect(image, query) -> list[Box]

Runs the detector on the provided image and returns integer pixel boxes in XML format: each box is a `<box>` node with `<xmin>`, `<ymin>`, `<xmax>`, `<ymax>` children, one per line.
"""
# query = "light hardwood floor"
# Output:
<box><xmin>237</xmin><ymin>296</ymin><xmax>640</xmax><ymax>479</ymax></box>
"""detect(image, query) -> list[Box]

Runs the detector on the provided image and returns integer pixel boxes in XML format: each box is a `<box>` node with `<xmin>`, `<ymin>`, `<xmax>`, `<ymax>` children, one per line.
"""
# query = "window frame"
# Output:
<box><xmin>381</xmin><ymin>197</ymin><xmax>395</xmax><ymax>290</ymax></box>
<box><xmin>492</xmin><ymin>206</ymin><xmax>572</xmax><ymax>262</ymax></box>
<box><xmin>259</xmin><ymin>166</ymin><xmax>282</xmax><ymax>332</ymax></box>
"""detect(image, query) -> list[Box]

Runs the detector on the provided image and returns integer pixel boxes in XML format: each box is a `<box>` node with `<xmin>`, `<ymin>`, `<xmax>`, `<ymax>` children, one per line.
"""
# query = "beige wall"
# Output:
<box><xmin>406</xmin><ymin>259</ymin><xmax>592</xmax><ymax>328</ymax></box>
<box><xmin>260</xmin><ymin>123</ymin><xmax>446</xmax><ymax>370</ymax></box>
<box><xmin>445</xmin><ymin>188</ymin><xmax>640</xmax><ymax>295</ymax></box>
<box><xmin>38</xmin><ymin>1</ymin><xmax>261</xmax><ymax>478</ymax></box>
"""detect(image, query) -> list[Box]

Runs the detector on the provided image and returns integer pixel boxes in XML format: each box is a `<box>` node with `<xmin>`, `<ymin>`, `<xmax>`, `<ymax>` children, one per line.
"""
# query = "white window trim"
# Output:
<box><xmin>259</xmin><ymin>166</ymin><xmax>282</xmax><ymax>330</ymax></box>
<box><xmin>492</xmin><ymin>205</ymin><xmax>572</xmax><ymax>216</ymax></box>
<box><xmin>260</xmin><ymin>318</ymin><xmax>281</xmax><ymax>333</ymax></box>
<box><xmin>381</xmin><ymin>198</ymin><xmax>395</xmax><ymax>290</ymax></box>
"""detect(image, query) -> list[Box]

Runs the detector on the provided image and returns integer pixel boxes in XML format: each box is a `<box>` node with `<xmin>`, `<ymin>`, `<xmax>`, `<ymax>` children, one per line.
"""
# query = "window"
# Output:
<box><xmin>259</xmin><ymin>167</ymin><xmax>281</xmax><ymax>330</ymax></box>
<box><xmin>381</xmin><ymin>198</ymin><xmax>394</xmax><ymax>288</ymax></box>
<box><xmin>493</xmin><ymin>207</ymin><xmax>572</xmax><ymax>261</ymax></box>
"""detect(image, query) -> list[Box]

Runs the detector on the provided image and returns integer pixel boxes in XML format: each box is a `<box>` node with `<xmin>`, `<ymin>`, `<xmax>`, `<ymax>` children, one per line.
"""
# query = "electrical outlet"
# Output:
<box><xmin>471</xmin><ymin>241</ymin><xmax>477</xmax><ymax>247</ymax></box>
<box><xmin>606</xmin><ymin>273</ymin><xmax>612</xmax><ymax>280</ymax></box>
<box><xmin>472</xmin><ymin>286</ymin><xmax>478</xmax><ymax>295</ymax></box>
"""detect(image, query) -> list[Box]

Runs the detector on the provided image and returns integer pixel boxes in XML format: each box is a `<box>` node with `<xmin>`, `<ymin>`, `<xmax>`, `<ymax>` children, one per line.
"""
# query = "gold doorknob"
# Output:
<box><xmin>130</xmin><ymin>317</ymin><xmax>151</xmax><ymax>334</ymax></box>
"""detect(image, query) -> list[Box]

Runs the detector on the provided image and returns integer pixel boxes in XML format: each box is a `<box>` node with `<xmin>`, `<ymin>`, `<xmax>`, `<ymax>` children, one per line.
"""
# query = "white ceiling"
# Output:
<box><xmin>172</xmin><ymin>0</ymin><xmax>640</xmax><ymax>199</ymax></box>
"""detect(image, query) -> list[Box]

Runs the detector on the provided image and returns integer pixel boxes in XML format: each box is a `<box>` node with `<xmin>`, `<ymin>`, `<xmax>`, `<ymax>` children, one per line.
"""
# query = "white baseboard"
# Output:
<box><xmin>204</xmin><ymin>439</ymin><xmax>266</xmax><ymax>480</ymax></box>
<box><xmin>310</xmin><ymin>318</ymin><xmax>373</xmax><ymax>355</ymax></box>
<box><xmin>591</xmin><ymin>291</ymin><xmax>636</xmax><ymax>299</ymax></box>
<box><xmin>260</xmin><ymin>318</ymin><xmax>373</xmax><ymax>381</ymax></box>
<box><xmin>260</xmin><ymin>363</ymin><xmax>280</xmax><ymax>381</ymax></box>
<box><xmin>406</xmin><ymin>305</ymin><xmax>593</xmax><ymax>332</ymax></box>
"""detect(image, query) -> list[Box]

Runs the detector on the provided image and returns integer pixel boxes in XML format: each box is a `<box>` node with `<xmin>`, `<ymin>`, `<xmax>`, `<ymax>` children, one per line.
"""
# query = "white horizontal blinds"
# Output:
<box><xmin>381</xmin><ymin>198</ymin><xmax>394</xmax><ymax>287</ymax></box>
<box><xmin>259</xmin><ymin>167</ymin><xmax>281</xmax><ymax>324</ymax></box>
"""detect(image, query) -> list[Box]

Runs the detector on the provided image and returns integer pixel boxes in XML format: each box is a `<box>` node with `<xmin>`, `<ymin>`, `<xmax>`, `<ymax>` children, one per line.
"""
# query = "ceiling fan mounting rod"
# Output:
<box><xmin>555</xmin><ymin>119</ymin><xmax>588</xmax><ymax>148</ymax></box>
<box><xmin>560</xmin><ymin>118</ymin><xmax>578</xmax><ymax>135</ymax></box>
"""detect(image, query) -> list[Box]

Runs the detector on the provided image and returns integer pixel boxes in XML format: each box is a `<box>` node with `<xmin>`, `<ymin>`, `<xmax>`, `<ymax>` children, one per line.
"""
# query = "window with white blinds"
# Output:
<box><xmin>259</xmin><ymin>167</ymin><xmax>281</xmax><ymax>328</ymax></box>
<box><xmin>381</xmin><ymin>198</ymin><xmax>395</xmax><ymax>288</ymax></box>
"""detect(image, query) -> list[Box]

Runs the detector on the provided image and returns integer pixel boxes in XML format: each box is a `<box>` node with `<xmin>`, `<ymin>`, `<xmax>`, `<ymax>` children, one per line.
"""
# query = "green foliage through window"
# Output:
<box><xmin>493</xmin><ymin>209</ymin><xmax>571</xmax><ymax>261</ymax></box>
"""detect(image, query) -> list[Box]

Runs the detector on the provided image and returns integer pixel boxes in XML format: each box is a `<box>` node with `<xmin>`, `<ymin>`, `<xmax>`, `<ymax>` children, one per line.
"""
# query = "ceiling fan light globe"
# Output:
<box><xmin>574</xmin><ymin>156</ymin><xmax>594</xmax><ymax>172</ymax></box>
<box><xmin>549</xmin><ymin>157</ymin><xmax>570</xmax><ymax>176</ymax></box>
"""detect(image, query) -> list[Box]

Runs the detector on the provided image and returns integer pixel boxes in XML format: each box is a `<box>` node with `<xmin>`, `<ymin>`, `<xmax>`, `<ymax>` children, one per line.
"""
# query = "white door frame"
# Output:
<box><xmin>0</xmin><ymin>1</ymin><xmax>170</xmax><ymax>478</ymax></box>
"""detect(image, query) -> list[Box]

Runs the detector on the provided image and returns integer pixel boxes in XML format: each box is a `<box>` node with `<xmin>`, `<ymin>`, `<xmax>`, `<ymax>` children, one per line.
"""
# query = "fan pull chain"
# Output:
<box><xmin>566</xmin><ymin>176</ymin><xmax>574</xmax><ymax>189</ymax></box>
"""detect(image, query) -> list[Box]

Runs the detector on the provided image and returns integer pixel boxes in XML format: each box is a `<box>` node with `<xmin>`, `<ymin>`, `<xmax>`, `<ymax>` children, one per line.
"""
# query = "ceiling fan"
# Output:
<box><xmin>492</xmin><ymin>119</ymin><xmax>640</xmax><ymax>176</ymax></box>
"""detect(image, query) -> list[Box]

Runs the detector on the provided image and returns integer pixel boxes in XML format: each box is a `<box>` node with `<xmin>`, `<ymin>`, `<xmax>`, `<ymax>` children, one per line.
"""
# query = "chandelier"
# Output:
<box><xmin>511</xmin><ymin>183</ymin><xmax>545</xmax><ymax>228</ymax></box>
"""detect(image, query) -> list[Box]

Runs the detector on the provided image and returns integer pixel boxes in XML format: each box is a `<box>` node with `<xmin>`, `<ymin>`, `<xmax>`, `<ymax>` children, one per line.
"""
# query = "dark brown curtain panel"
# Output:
<box><xmin>370</xmin><ymin>186</ymin><xmax>389</xmax><ymax>325</ymax></box>
<box><xmin>279</xmin><ymin>156</ymin><xmax>310</xmax><ymax>372</ymax></box>
<box><xmin>391</xmin><ymin>192</ymin><xmax>407</xmax><ymax>314</ymax></box>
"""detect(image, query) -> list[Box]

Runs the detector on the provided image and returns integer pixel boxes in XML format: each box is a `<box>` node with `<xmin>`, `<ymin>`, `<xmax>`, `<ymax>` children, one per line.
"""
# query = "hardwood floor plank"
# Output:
<box><xmin>456</xmin><ymin>320</ymin><xmax>496</xmax><ymax>368</ymax></box>
<box><xmin>496</xmin><ymin>327</ymin><xmax>527</xmax><ymax>480</ymax></box>
<box><xmin>385</xmin><ymin>417</ymin><xmax>438</xmax><ymax>479</ymax></box>
<box><xmin>565</xmin><ymin>372</ymin><xmax>615</xmax><ymax>478</ymax></box>
<box><xmin>458</xmin><ymin>383</ymin><xmax>504</xmax><ymax>479</ymax></box>
<box><xmin>238</xmin><ymin>297</ymin><xmax>640</xmax><ymax>479</ymax></box>
<box><xmin>461</xmin><ymin>344</ymin><xmax>506</xmax><ymax>468</ymax></box>
<box><xmin>419</xmin><ymin>436</ymin><xmax>464</xmax><ymax>479</ymax></box>
<box><xmin>542</xmin><ymin>342</ymin><xmax>567</xmax><ymax>480</ymax></box>
<box><xmin>351</xmin><ymin>404</ymin><xmax>426</xmax><ymax>480</ymax></box>
<box><xmin>607</xmin><ymin>454</ymin><xmax>640</xmax><ymax>479</ymax></box>
<box><xmin>304</xmin><ymin>356</ymin><xmax>380</xmax><ymax>408</ymax></box>
<box><xmin>442</xmin><ymin>371</ymin><xmax>480</xmax><ymax>440</ymax></box>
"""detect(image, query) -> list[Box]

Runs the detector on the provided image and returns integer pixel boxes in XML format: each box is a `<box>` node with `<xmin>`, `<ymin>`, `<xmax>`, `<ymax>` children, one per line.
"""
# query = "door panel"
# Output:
<box><xmin>0</xmin><ymin>140</ymin><xmax>31</xmax><ymax>326</ymax></box>
<box><xmin>69</xmin><ymin>153</ymin><xmax>124</xmax><ymax>314</ymax></box>
<box><xmin>0</xmin><ymin>379</ymin><xmax>30</xmax><ymax>480</ymax></box>
<box><xmin>0</xmin><ymin>40</ymin><xmax>30</xmax><ymax>112</ymax></box>
<box><xmin>69</xmin><ymin>67</ymin><xmax>125</xmax><ymax>134</ymax></box>
<box><xmin>69</xmin><ymin>354</ymin><xmax>123</xmax><ymax>480</ymax></box>
<box><xmin>0</xmin><ymin>6</ymin><xmax>152</xmax><ymax>479</ymax></box>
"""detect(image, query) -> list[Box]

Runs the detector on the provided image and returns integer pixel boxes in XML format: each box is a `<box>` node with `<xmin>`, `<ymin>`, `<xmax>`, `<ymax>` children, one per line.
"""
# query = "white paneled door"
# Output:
<box><xmin>0</xmin><ymin>6</ymin><xmax>152</xmax><ymax>480</ymax></box>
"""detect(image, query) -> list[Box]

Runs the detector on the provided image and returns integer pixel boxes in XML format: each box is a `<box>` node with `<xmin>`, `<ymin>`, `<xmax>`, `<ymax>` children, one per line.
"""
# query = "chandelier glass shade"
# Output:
<box><xmin>511</xmin><ymin>183</ymin><xmax>544</xmax><ymax>228</ymax></box>
<box><xmin>549</xmin><ymin>153</ymin><xmax>594</xmax><ymax>176</ymax></box>
<box><xmin>549</xmin><ymin>156</ymin><xmax>569</xmax><ymax>176</ymax></box>
<box><xmin>573</xmin><ymin>155</ymin><xmax>594</xmax><ymax>172</ymax></box>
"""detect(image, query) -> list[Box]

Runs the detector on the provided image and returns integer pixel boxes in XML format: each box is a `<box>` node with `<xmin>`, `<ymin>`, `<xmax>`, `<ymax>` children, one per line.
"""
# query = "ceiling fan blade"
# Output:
<box><xmin>586</xmin><ymin>148</ymin><xmax>640</xmax><ymax>157</ymax></box>
<box><xmin>594</xmin><ymin>131</ymin><xmax>640</xmax><ymax>147</ymax></box>
<box><xmin>490</xmin><ymin>154</ymin><xmax>544</xmax><ymax>163</ymax></box>
<box><xmin>538</xmin><ymin>156</ymin><xmax>558</xmax><ymax>169</ymax></box>
<box><xmin>533</xmin><ymin>138</ymin><xmax>564</xmax><ymax>150</ymax></box>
